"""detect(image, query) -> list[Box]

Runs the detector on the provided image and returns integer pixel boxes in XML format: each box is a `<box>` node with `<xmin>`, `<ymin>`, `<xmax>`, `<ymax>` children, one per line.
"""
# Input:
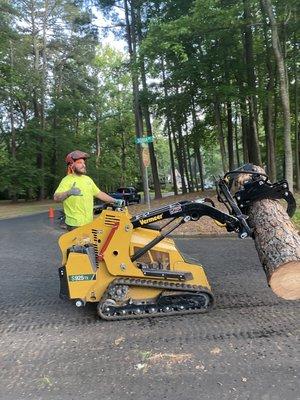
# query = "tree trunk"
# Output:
<box><xmin>234</xmin><ymin>105</ymin><xmax>241</xmax><ymax>167</ymax></box>
<box><xmin>161</xmin><ymin>61</ymin><xmax>178</xmax><ymax>195</ymax></box>
<box><xmin>172</xmin><ymin>123</ymin><xmax>187</xmax><ymax>194</ymax></box>
<box><xmin>262</xmin><ymin>0</ymin><xmax>293</xmax><ymax>191</ymax></box>
<box><xmin>9</xmin><ymin>41</ymin><xmax>17</xmax><ymax>202</ymax></box>
<box><xmin>37</xmin><ymin>0</ymin><xmax>49</xmax><ymax>199</ymax></box>
<box><xmin>136</xmin><ymin>3</ymin><xmax>162</xmax><ymax>199</ymax></box>
<box><xmin>187</xmin><ymin>141</ymin><xmax>195</xmax><ymax>191</ymax></box>
<box><xmin>294</xmin><ymin>29</ymin><xmax>300</xmax><ymax>190</ymax></box>
<box><xmin>227</xmin><ymin>101</ymin><xmax>234</xmax><ymax>170</ymax></box>
<box><xmin>260</xmin><ymin>0</ymin><xmax>276</xmax><ymax>182</ymax></box>
<box><xmin>95</xmin><ymin>115</ymin><xmax>101</xmax><ymax>170</ymax></box>
<box><xmin>186</xmin><ymin>134</ymin><xmax>195</xmax><ymax>192</ymax></box>
<box><xmin>178</xmin><ymin>127</ymin><xmax>189</xmax><ymax>193</ymax></box>
<box><xmin>193</xmin><ymin>158</ymin><xmax>199</xmax><ymax>191</ymax></box>
<box><xmin>263</xmin><ymin>103</ymin><xmax>277</xmax><ymax>182</ymax></box>
<box><xmin>242</xmin><ymin>0</ymin><xmax>262</xmax><ymax>166</ymax></box>
<box><xmin>124</xmin><ymin>0</ymin><xmax>150</xmax><ymax>205</ymax></box>
<box><xmin>191</xmin><ymin>99</ymin><xmax>204</xmax><ymax>190</ymax></box>
<box><xmin>167</xmin><ymin>121</ymin><xmax>178</xmax><ymax>195</ymax></box>
<box><xmin>237</xmin><ymin>165</ymin><xmax>300</xmax><ymax>300</ymax></box>
<box><xmin>29</xmin><ymin>1</ymin><xmax>44</xmax><ymax>199</ymax></box>
<box><xmin>120</xmin><ymin>129</ymin><xmax>126</xmax><ymax>187</ymax></box>
<box><xmin>183</xmin><ymin>118</ymin><xmax>193</xmax><ymax>192</ymax></box>
<box><xmin>194</xmin><ymin>146</ymin><xmax>204</xmax><ymax>191</ymax></box>
<box><xmin>213</xmin><ymin>98</ymin><xmax>227</xmax><ymax>172</ymax></box>
<box><xmin>161</xmin><ymin>58</ymin><xmax>178</xmax><ymax>195</ymax></box>
<box><xmin>50</xmin><ymin>59</ymin><xmax>64</xmax><ymax>194</ymax></box>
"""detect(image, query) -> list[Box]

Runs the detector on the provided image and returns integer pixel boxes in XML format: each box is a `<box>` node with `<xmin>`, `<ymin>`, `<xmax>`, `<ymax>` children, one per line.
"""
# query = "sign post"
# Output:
<box><xmin>142</xmin><ymin>145</ymin><xmax>150</xmax><ymax>209</ymax></box>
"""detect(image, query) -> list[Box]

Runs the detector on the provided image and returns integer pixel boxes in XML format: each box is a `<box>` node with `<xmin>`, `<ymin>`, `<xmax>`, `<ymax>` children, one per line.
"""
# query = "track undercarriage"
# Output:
<box><xmin>97</xmin><ymin>277</ymin><xmax>213</xmax><ymax>320</ymax></box>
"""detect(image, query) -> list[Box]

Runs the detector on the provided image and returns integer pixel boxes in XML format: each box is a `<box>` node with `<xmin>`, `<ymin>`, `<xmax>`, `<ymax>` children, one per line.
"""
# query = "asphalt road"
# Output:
<box><xmin>0</xmin><ymin>213</ymin><xmax>299</xmax><ymax>400</ymax></box>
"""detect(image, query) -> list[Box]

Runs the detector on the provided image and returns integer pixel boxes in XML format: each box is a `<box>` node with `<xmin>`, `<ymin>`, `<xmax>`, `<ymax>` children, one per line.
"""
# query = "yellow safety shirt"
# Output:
<box><xmin>54</xmin><ymin>174</ymin><xmax>100</xmax><ymax>227</ymax></box>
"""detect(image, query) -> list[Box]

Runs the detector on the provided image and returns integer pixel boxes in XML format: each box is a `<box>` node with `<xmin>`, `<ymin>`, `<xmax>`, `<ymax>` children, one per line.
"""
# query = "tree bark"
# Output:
<box><xmin>186</xmin><ymin>134</ymin><xmax>195</xmax><ymax>192</ymax></box>
<box><xmin>260</xmin><ymin>0</ymin><xmax>277</xmax><ymax>182</ymax></box>
<box><xmin>294</xmin><ymin>29</ymin><xmax>300</xmax><ymax>190</ymax></box>
<box><xmin>166</xmin><ymin>120</ymin><xmax>178</xmax><ymax>195</ymax></box>
<box><xmin>37</xmin><ymin>0</ymin><xmax>49</xmax><ymax>199</ymax></box>
<box><xmin>95</xmin><ymin>115</ymin><xmax>101</xmax><ymax>170</ymax></box>
<box><xmin>237</xmin><ymin>165</ymin><xmax>300</xmax><ymax>300</ymax></box>
<box><xmin>240</xmin><ymin>100</ymin><xmax>249</xmax><ymax>164</ymax></box>
<box><xmin>213</xmin><ymin>98</ymin><xmax>227</xmax><ymax>172</ymax></box>
<box><xmin>172</xmin><ymin>122</ymin><xmax>187</xmax><ymax>194</ymax></box>
<box><xmin>161</xmin><ymin>58</ymin><xmax>178</xmax><ymax>195</ymax></box>
<box><xmin>120</xmin><ymin>128</ymin><xmax>126</xmax><ymax>187</ymax></box>
<box><xmin>227</xmin><ymin>101</ymin><xmax>234</xmax><ymax>170</ymax></box>
<box><xmin>262</xmin><ymin>0</ymin><xmax>293</xmax><ymax>191</ymax></box>
<box><xmin>124</xmin><ymin>0</ymin><xmax>150</xmax><ymax>205</ymax></box>
<box><xmin>136</xmin><ymin>3</ymin><xmax>162</xmax><ymax>199</ymax></box>
<box><xmin>234</xmin><ymin>106</ymin><xmax>241</xmax><ymax>167</ymax></box>
<box><xmin>242</xmin><ymin>0</ymin><xmax>262</xmax><ymax>166</ymax></box>
<box><xmin>194</xmin><ymin>146</ymin><xmax>204</xmax><ymax>191</ymax></box>
<box><xmin>178</xmin><ymin>127</ymin><xmax>189</xmax><ymax>193</ymax></box>
<box><xmin>29</xmin><ymin>0</ymin><xmax>44</xmax><ymax>199</ymax></box>
<box><xmin>9</xmin><ymin>41</ymin><xmax>17</xmax><ymax>202</ymax></box>
<box><xmin>191</xmin><ymin>99</ymin><xmax>204</xmax><ymax>190</ymax></box>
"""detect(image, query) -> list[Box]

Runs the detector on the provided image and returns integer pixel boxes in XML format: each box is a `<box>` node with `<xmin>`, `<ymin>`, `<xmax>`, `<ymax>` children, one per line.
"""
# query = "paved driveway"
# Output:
<box><xmin>0</xmin><ymin>213</ymin><xmax>299</xmax><ymax>400</ymax></box>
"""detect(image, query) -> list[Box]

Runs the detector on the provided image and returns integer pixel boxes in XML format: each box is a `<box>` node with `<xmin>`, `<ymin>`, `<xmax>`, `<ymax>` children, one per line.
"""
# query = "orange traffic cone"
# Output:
<box><xmin>48</xmin><ymin>207</ymin><xmax>55</xmax><ymax>218</ymax></box>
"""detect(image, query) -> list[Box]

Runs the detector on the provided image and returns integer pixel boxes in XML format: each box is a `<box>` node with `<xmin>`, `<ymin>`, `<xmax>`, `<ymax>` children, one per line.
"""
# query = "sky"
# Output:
<box><xmin>93</xmin><ymin>7</ymin><xmax>127</xmax><ymax>52</ymax></box>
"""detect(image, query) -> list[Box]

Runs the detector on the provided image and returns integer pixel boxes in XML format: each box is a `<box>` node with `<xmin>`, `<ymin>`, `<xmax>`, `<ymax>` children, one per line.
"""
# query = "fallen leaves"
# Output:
<box><xmin>210</xmin><ymin>347</ymin><xmax>222</xmax><ymax>355</ymax></box>
<box><xmin>148</xmin><ymin>352</ymin><xmax>191</xmax><ymax>365</ymax></box>
<box><xmin>134</xmin><ymin>352</ymin><xmax>193</xmax><ymax>372</ymax></box>
<box><xmin>114</xmin><ymin>336</ymin><xmax>125</xmax><ymax>346</ymax></box>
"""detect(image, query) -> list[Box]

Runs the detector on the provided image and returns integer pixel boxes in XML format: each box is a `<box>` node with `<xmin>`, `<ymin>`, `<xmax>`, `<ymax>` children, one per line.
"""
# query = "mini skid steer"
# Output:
<box><xmin>58</xmin><ymin>165</ymin><xmax>296</xmax><ymax>320</ymax></box>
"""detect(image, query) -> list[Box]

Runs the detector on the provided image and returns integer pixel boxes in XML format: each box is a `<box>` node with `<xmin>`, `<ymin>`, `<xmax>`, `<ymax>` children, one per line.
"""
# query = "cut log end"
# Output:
<box><xmin>269</xmin><ymin>261</ymin><xmax>300</xmax><ymax>300</ymax></box>
<box><xmin>234</xmin><ymin>165</ymin><xmax>300</xmax><ymax>300</ymax></box>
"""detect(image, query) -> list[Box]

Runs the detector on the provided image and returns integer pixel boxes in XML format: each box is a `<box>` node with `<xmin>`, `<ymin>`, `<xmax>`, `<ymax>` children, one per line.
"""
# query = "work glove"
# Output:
<box><xmin>68</xmin><ymin>182</ymin><xmax>82</xmax><ymax>197</ymax></box>
<box><xmin>114</xmin><ymin>199</ymin><xmax>125</xmax><ymax>207</ymax></box>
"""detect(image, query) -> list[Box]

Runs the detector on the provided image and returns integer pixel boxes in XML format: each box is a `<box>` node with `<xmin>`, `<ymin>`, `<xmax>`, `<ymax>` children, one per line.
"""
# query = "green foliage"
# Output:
<box><xmin>1</xmin><ymin>0</ymin><xmax>299</xmax><ymax>201</ymax></box>
<box><xmin>0</xmin><ymin>1</ymin><xmax>139</xmax><ymax>200</ymax></box>
<box><xmin>138</xmin><ymin>0</ymin><xmax>299</xmax><ymax>185</ymax></box>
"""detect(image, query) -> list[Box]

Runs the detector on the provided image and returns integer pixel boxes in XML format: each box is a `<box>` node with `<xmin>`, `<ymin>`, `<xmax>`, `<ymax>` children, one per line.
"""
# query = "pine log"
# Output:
<box><xmin>236</xmin><ymin>166</ymin><xmax>300</xmax><ymax>300</ymax></box>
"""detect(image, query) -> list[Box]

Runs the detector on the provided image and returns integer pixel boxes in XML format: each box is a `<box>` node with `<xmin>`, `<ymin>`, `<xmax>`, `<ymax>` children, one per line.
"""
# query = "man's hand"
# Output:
<box><xmin>68</xmin><ymin>182</ymin><xmax>82</xmax><ymax>197</ymax></box>
<box><xmin>114</xmin><ymin>199</ymin><xmax>125</xmax><ymax>207</ymax></box>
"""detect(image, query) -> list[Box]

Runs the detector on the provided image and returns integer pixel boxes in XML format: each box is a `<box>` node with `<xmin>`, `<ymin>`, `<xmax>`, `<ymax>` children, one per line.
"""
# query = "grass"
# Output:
<box><xmin>0</xmin><ymin>199</ymin><xmax>60</xmax><ymax>220</ymax></box>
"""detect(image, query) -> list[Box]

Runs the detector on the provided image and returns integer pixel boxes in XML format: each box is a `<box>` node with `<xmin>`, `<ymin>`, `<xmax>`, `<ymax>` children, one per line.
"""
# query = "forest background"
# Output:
<box><xmin>0</xmin><ymin>0</ymin><xmax>299</xmax><ymax>202</ymax></box>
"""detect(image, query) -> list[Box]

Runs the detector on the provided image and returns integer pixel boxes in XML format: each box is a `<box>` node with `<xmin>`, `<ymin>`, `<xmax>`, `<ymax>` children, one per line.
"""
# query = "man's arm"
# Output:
<box><xmin>54</xmin><ymin>183</ymin><xmax>82</xmax><ymax>202</ymax></box>
<box><xmin>53</xmin><ymin>191</ymin><xmax>70</xmax><ymax>202</ymax></box>
<box><xmin>95</xmin><ymin>191</ymin><xmax>116</xmax><ymax>203</ymax></box>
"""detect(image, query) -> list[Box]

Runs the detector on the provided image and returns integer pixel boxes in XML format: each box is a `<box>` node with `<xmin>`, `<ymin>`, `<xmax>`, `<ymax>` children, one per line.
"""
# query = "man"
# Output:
<box><xmin>54</xmin><ymin>150</ymin><xmax>122</xmax><ymax>230</ymax></box>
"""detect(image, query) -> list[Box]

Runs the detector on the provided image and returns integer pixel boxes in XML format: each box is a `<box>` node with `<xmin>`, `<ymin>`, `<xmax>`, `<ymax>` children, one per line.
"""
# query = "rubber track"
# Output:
<box><xmin>98</xmin><ymin>277</ymin><xmax>213</xmax><ymax>320</ymax></box>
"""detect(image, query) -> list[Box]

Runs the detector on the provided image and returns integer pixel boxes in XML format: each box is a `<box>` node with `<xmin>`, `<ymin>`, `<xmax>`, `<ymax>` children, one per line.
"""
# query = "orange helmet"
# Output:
<box><xmin>65</xmin><ymin>150</ymin><xmax>89</xmax><ymax>174</ymax></box>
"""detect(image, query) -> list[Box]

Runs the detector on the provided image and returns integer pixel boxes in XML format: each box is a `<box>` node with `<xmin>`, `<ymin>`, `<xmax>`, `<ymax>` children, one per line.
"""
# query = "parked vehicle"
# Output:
<box><xmin>109</xmin><ymin>187</ymin><xmax>141</xmax><ymax>205</ymax></box>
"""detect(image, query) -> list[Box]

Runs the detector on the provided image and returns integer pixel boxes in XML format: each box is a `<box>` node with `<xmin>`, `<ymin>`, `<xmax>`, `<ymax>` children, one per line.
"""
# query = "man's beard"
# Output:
<box><xmin>74</xmin><ymin>167</ymin><xmax>86</xmax><ymax>175</ymax></box>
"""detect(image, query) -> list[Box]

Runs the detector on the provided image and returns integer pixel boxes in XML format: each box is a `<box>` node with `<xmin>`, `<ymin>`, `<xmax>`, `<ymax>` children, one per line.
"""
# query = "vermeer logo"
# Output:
<box><xmin>140</xmin><ymin>214</ymin><xmax>163</xmax><ymax>225</ymax></box>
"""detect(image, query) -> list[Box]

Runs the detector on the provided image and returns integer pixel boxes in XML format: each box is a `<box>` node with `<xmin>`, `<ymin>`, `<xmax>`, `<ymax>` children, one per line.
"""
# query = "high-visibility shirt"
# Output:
<box><xmin>54</xmin><ymin>174</ymin><xmax>100</xmax><ymax>227</ymax></box>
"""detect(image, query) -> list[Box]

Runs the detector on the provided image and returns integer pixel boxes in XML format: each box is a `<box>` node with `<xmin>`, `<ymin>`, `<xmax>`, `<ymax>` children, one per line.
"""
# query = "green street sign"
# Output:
<box><xmin>135</xmin><ymin>136</ymin><xmax>154</xmax><ymax>144</ymax></box>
